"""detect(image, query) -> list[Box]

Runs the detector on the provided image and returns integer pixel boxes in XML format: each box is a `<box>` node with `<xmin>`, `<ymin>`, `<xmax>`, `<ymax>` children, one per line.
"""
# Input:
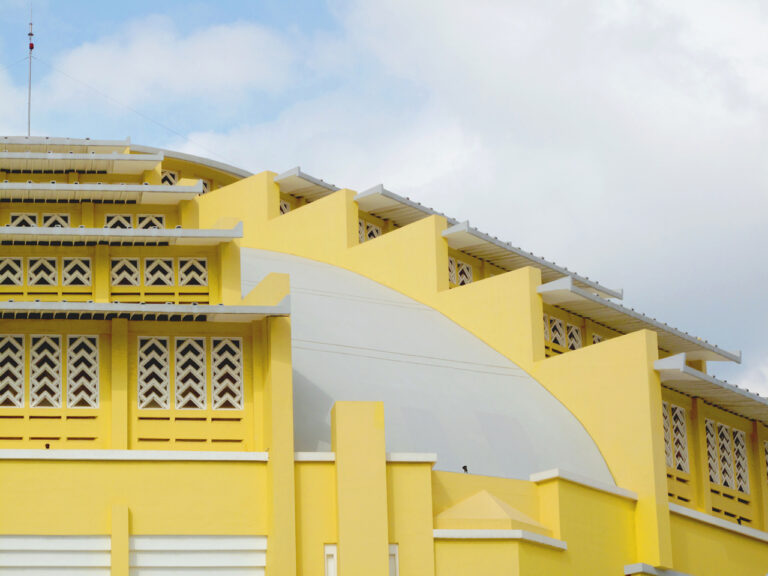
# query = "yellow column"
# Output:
<box><xmin>263</xmin><ymin>316</ymin><xmax>297</xmax><ymax>575</ymax></box>
<box><xmin>81</xmin><ymin>202</ymin><xmax>95</xmax><ymax>227</ymax></box>
<box><xmin>111</xmin><ymin>318</ymin><xmax>128</xmax><ymax>450</ymax></box>
<box><xmin>94</xmin><ymin>246</ymin><xmax>111</xmax><ymax>302</ymax></box>
<box><xmin>110</xmin><ymin>504</ymin><xmax>129</xmax><ymax>576</ymax></box>
<box><xmin>332</xmin><ymin>401</ymin><xmax>389</xmax><ymax>576</ymax></box>
<box><xmin>690</xmin><ymin>398</ymin><xmax>712</xmax><ymax>513</ymax></box>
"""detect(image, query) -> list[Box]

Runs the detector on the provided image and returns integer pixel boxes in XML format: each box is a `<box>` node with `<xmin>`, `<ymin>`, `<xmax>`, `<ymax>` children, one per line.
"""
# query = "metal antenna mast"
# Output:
<box><xmin>27</xmin><ymin>11</ymin><xmax>34</xmax><ymax>137</ymax></box>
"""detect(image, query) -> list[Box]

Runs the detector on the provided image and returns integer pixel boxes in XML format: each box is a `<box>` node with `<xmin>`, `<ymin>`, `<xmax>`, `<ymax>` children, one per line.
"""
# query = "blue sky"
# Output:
<box><xmin>0</xmin><ymin>0</ymin><xmax>766</xmax><ymax>393</ymax></box>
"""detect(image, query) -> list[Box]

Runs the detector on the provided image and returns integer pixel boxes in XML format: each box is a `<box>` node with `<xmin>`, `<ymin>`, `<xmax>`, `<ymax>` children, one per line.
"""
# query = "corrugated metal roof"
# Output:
<box><xmin>0</xmin><ymin>222</ymin><xmax>242</xmax><ymax>246</ymax></box>
<box><xmin>354</xmin><ymin>184</ymin><xmax>458</xmax><ymax>227</ymax></box>
<box><xmin>538</xmin><ymin>277</ymin><xmax>740</xmax><ymax>362</ymax></box>
<box><xmin>0</xmin><ymin>299</ymin><xmax>289</xmax><ymax>322</ymax></box>
<box><xmin>0</xmin><ymin>181</ymin><xmax>203</xmax><ymax>204</ymax></box>
<box><xmin>656</xmin><ymin>354</ymin><xmax>767</xmax><ymax>424</ymax></box>
<box><xmin>1</xmin><ymin>136</ymin><xmax>130</xmax><ymax>153</ymax></box>
<box><xmin>274</xmin><ymin>167</ymin><xmax>339</xmax><ymax>201</ymax></box>
<box><xmin>445</xmin><ymin>221</ymin><xmax>623</xmax><ymax>300</ymax></box>
<box><xmin>0</xmin><ymin>152</ymin><xmax>162</xmax><ymax>174</ymax></box>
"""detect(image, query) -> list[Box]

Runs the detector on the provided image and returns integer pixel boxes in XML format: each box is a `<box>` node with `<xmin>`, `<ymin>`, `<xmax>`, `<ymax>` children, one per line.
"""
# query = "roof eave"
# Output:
<box><xmin>538</xmin><ymin>277</ymin><xmax>741</xmax><ymax>363</ymax></box>
<box><xmin>445</xmin><ymin>221</ymin><xmax>623</xmax><ymax>300</ymax></box>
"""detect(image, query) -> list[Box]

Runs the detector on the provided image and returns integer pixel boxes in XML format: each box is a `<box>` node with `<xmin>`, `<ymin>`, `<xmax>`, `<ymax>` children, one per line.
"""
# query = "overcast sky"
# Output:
<box><xmin>1</xmin><ymin>0</ymin><xmax>766</xmax><ymax>394</ymax></box>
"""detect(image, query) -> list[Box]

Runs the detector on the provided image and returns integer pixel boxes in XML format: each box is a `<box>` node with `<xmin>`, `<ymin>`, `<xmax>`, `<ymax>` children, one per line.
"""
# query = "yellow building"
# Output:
<box><xmin>0</xmin><ymin>135</ymin><xmax>765</xmax><ymax>575</ymax></box>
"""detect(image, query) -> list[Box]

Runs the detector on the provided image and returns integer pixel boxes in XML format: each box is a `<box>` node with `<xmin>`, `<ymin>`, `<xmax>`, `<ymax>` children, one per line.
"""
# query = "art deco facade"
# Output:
<box><xmin>0</xmin><ymin>136</ymin><xmax>765</xmax><ymax>575</ymax></box>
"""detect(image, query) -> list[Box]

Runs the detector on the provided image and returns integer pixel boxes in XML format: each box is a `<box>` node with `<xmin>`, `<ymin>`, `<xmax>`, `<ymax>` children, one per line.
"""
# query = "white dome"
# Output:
<box><xmin>242</xmin><ymin>249</ymin><xmax>613</xmax><ymax>483</ymax></box>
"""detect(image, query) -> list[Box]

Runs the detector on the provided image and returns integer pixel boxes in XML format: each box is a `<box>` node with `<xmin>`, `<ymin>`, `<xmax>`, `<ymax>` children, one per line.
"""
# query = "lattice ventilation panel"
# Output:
<box><xmin>566</xmin><ymin>324</ymin><xmax>582</xmax><ymax>350</ymax></box>
<box><xmin>144</xmin><ymin>258</ymin><xmax>174</xmax><ymax>286</ymax></box>
<box><xmin>134</xmin><ymin>335</ymin><xmax>248</xmax><ymax>449</ymax></box>
<box><xmin>0</xmin><ymin>258</ymin><xmax>23</xmax><ymax>286</ymax></box>
<box><xmin>662</xmin><ymin>401</ymin><xmax>692</xmax><ymax>505</ymax></box>
<box><xmin>0</xmin><ymin>333</ymin><xmax>102</xmax><ymax>447</ymax></box>
<box><xmin>161</xmin><ymin>170</ymin><xmax>179</xmax><ymax>185</ymax></box>
<box><xmin>42</xmin><ymin>213</ymin><xmax>70</xmax><ymax>228</ymax></box>
<box><xmin>67</xmin><ymin>336</ymin><xmax>99</xmax><ymax>408</ymax></box>
<box><xmin>0</xmin><ymin>335</ymin><xmax>24</xmax><ymax>407</ymax></box>
<box><xmin>137</xmin><ymin>337</ymin><xmax>171</xmax><ymax>409</ymax></box>
<box><xmin>28</xmin><ymin>258</ymin><xmax>58</xmax><ymax>286</ymax></box>
<box><xmin>9</xmin><ymin>213</ymin><xmax>38</xmax><ymax>227</ymax></box>
<box><xmin>211</xmin><ymin>338</ymin><xmax>244</xmax><ymax>410</ymax></box>
<box><xmin>705</xmin><ymin>417</ymin><xmax>754</xmax><ymax>525</ymax></box>
<box><xmin>62</xmin><ymin>258</ymin><xmax>92</xmax><ymax>286</ymax></box>
<box><xmin>105</xmin><ymin>214</ymin><xmax>133</xmax><ymax>229</ymax></box>
<box><xmin>178</xmin><ymin>258</ymin><xmax>208</xmax><ymax>287</ymax></box>
<box><xmin>175</xmin><ymin>337</ymin><xmax>207</xmax><ymax>409</ymax></box>
<box><xmin>137</xmin><ymin>214</ymin><xmax>166</xmax><ymax>229</ymax></box>
<box><xmin>111</xmin><ymin>258</ymin><xmax>141</xmax><ymax>287</ymax></box>
<box><xmin>448</xmin><ymin>257</ymin><xmax>473</xmax><ymax>287</ymax></box>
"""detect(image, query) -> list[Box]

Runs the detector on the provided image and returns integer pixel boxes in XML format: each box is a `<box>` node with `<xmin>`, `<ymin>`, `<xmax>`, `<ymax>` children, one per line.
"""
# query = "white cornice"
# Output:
<box><xmin>0</xmin><ymin>449</ymin><xmax>268</xmax><ymax>462</ymax></box>
<box><xmin>432</xmin><ymin>529</ymin><xmax>567</xmax><ymax>550</ymax></box>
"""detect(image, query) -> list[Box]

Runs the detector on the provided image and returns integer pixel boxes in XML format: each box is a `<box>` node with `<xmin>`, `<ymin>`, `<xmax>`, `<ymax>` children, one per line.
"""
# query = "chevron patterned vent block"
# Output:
<box><xmin>0</xmin><ymin>335</ymin><xmax>24</xmax><ymax>407</ymax></box>
<box><xmin>212</xmin><ymin>337</ymin><xmax>244</xmax><ymax>410</ymax></box>
<box><xmin>137</xmin><ymin>337</ymin><xmax>170</xmax><ymax>409</ymax></box>
<box><xmin>30</xmin><ymin>335</ymin><xmax>62</xmax><ymax>408</ymax></box>
<box><xmin>62</xmin><ymin>258</ymin><xmax>92</xmax><ymax>286</ymax></box>
<box><xmin>175</xmin><ymin>337</ymin><xmax>207</xmax><ymax>409</ymax></box>
<box><xmin>28</xmin><ymin>258</ymin><xmax>58</xmax><ymax>286</ymax></box>
<box><xmin>137</xmin><ymin>215</ymin><xmax>166</xmax><ymax>229</ymax></box>
<box><xmin>178</xmin><ymin>258</ymin><xmax>208</xmax><ymax>287</ymax></box>
<box><xmin>0</xmin><ymin>258</ymin><xmax>23</xmax><ymax>286</ymax></box>
<box><xmin>111</xmin><ymin>258</ymin><xmax>140</xmax><ymax>287</ymax></box>
<box><xmin>42</xmin><ymin>213</ymin><xmax>70</xmax><ymax>228</ymax></box>
<box><xmin>145</xmin><ymin>258</ymin><xmax>174</xmax><ymax>286</ymax></box>
<box><xmin>105</xmin><ymin>214</ymin><xmax>133</xmax><ymax>229</ymax></box>
<box><xmin>10</xmin><ymin>213</ymin><xmax>37</xmax><ymax>227</ymax></box>
<box><xmin>67</xmin><ymin>335</ymin><xmax>99</xmax><ymax>408</ymax></box>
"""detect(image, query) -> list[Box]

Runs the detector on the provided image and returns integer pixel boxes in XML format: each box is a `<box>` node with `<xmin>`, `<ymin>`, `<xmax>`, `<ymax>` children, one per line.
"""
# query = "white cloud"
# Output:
<box><xmin>36</xmin><ymin>15</ymin><xmax>297</xmax><ymax>111</ymax></box>
<box><xmin>182</xmin><ymin>0</ymin><xmax>768</xmax><ymax>390</ymax></box>
<box><xmin>2</xmin><ymin>3</ymin><xmax>765</xmax><ymax>392</ymax></box>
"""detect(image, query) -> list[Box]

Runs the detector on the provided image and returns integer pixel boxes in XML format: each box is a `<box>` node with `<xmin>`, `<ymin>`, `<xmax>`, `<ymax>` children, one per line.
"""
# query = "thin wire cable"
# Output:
<box><xmin>31</xmin><ymin>55</ymin><xmax>239</xmax><ymax>166</ymax></box>
<box><xmin>0</xmin><ymin>56</ymin><xmax>30</xmax><ymax>74</ymax></box>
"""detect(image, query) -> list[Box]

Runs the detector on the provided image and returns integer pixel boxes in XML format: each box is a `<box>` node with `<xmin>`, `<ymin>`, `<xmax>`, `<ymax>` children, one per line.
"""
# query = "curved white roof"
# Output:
<box><xmin>241</xmin><ymin>249</ymin><xmax>613</xmax><ymax>483</ymax></box>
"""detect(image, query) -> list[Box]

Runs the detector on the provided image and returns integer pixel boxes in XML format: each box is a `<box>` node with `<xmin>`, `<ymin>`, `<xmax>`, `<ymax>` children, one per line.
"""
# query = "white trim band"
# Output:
<box><xmin>0</xmin><ymin>449</ymin><xmax>268</xmax><ymax>462</ymax></box>
<box><xmin>624</xmin><ymin>563</ymin><xmax>691</xmax><ymax>576</ymax></box>
<box><xmin>433</xmin><ymin>530</ymin><xmax>566</xmax><ymax>550</ymax></box>
<box><xmin>669</xmin><ymin>503</ymin><xmax>768</xmax><ymax>544</ymax></box>
<box><xmin>294</xmin><ymin>452</ymin><xmax>335</xmax><ymax>462</ymax></box>
<box><xmin>386</xmin><ymin>452</ymin><xmax>437</xmax><ymax>463</ymax></box>
<box><xmin>529</xmin><ymin>468</ymin><xmax>638</xmax><ymax>501</ymax></box>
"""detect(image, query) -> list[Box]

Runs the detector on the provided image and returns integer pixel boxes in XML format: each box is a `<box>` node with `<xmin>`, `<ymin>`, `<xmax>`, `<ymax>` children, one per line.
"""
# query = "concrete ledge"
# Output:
<box><xmin>433</xmin><ymin>529</ymin><xmax>566</xmax><ymax>550</ymax></box>
<box><xmin>624</xmin><ymin>562</ymin><xmax>691</xmax><ymax>575</ymax></box>
<box><xmin>529</xmin><ymin>468</ymin><xmax>638</xmax><ymax>501</ymax></box>
<box><xmin>386</xmin><ymin>452</ymin><xmax>437</xmax><ymax>463</ymax></box>
<box><xmin>294</xmin><ymin>452</ymin><xmax>335</xmax><ymax>462</ymax></box>
<box><xmin>0</xmin><ymin>449</ymin><xmax>269</xmax><ymax>462</ymax></box>
<box><xmin>669</xmin><ymin>502</ymin><xmax>768</xmax><ymax>544</ymax></box>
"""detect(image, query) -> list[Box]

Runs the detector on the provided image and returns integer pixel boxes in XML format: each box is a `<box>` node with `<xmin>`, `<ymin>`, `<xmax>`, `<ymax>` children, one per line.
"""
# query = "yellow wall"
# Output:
<box><xmin>0</xmin><ymin>460</ymin><xmax>268</xmax><ymax>535</ymax></box>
